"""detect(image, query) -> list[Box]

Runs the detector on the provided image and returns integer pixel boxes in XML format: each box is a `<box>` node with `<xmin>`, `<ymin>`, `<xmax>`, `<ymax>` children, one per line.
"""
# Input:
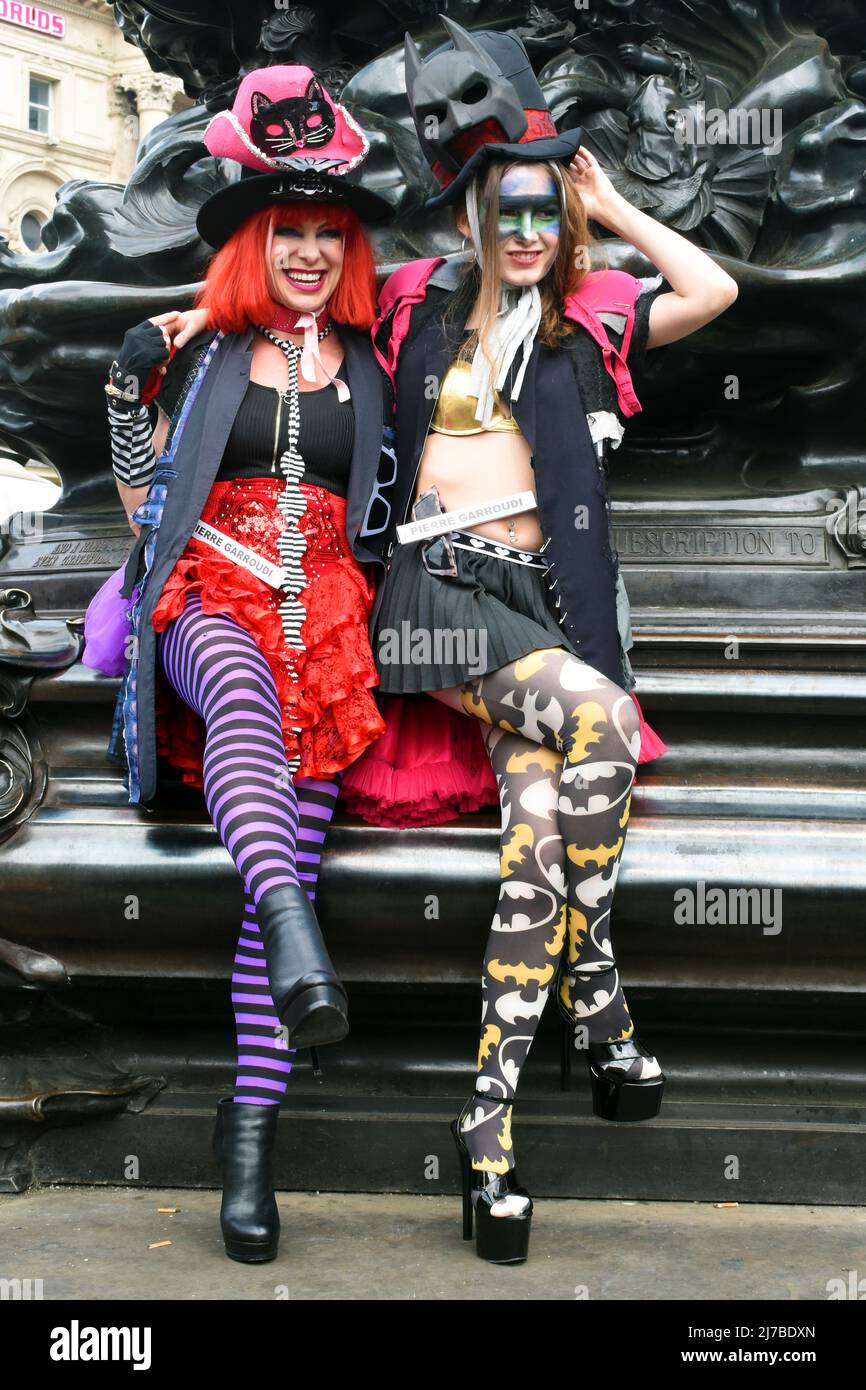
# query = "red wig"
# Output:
<box><xmin>195</xmin><ymin>203</ymin><xmax>378</xmax><ymax>334</ymax></box>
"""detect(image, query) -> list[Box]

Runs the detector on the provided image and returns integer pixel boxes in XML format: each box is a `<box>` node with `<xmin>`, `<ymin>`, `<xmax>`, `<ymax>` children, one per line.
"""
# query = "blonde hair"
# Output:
<box><xmin>450</xmin><ymin>158</ymin><xmax>597</xmax><ymax>370</ymax></box>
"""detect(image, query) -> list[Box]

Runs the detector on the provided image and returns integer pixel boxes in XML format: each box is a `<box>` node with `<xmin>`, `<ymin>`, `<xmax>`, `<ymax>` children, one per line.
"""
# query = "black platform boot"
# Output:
<box><xmin>212</xmin><ymin>1097</ymin><xmax>280</xmax><ymax>1263</ymax></box>
<box><xmin>255</xmin><ymin>883</ymin><xmax>349</xmax><ymax>1048</ymax></box>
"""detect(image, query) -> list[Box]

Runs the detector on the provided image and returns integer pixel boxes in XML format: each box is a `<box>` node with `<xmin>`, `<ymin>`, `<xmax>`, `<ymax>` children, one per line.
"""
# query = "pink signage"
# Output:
<box><xmin>0</xmin><ymin>2</ymin><xmax>65</xmax><ymax>38</ymax></box>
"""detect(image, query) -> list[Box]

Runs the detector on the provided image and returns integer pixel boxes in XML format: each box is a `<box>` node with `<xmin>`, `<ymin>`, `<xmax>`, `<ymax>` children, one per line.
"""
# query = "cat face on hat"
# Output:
<box><xmin>249</xmin><ymin>78</ymin><xmax>337</xmax><ymax>159</ymax></box>
<box><xmin>204</xmin><ymin>65</ymin><xmax>368</xmax><ymax>175</ymax></box>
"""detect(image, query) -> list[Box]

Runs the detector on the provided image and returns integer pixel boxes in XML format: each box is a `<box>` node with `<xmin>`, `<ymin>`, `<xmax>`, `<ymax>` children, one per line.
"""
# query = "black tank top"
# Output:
<box><xmin>217</xmin><ymin>378</ymin><xmax>354</xmax><ymax>496</ymax></box>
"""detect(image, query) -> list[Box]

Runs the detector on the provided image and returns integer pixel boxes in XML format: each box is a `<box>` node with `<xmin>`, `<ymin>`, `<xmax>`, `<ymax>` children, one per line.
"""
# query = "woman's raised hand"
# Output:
<box><xmin>566</xmin><ymin>145</ymin><xmax>621</xmax><ymax>225</ymax></box>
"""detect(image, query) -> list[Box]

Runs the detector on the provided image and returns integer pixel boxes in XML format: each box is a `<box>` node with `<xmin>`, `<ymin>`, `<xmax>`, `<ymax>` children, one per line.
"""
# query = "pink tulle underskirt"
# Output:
<box><xmin>339</xmin><ymin>690</ymin><xmax>667</xmax><ymax>827</ymax></box>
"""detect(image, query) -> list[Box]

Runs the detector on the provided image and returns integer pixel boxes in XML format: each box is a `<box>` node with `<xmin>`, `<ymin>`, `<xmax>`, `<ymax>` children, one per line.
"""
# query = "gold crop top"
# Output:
<box><xmin>429</xmin><ymin>352</ymin><xmax>522</xmax><ymax>436</ymax></box>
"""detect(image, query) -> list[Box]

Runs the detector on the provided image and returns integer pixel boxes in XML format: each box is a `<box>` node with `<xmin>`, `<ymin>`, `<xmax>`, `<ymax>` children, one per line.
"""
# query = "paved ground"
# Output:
<box><xmin>2</xmin><ymin>1187</ymin><xmax>864</xmax><ymax>1300</ymax></box>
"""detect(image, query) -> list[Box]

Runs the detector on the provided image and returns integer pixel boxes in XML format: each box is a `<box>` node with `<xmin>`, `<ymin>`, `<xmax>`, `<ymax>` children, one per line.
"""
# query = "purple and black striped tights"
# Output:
<box><xmin>158</xmin><ymin>595</ymin><xmax>340</xmax><ymax>1107</ymax></box>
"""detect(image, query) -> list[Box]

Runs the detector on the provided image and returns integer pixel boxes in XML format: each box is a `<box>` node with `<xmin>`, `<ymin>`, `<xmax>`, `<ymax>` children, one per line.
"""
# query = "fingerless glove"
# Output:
<box><xmin>105</xmin><ymin>320</ymin><xmax>171</xmax><ymax>488</ymax></box>
<box><xmin>107</xmin><ymin>320</ymin><xmax>170</xmax><ymax>410</ymax></box>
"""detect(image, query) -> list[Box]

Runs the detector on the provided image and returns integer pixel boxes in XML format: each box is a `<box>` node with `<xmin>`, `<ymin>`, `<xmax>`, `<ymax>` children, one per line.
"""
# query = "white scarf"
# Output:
<box><xmin>464</xmin><ymin>178</ymin><xmax>542</xmax><ymax>427</ymax></box>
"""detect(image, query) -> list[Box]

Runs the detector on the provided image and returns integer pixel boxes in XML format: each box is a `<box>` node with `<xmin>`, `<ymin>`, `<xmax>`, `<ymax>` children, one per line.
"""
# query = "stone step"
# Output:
<box><xmin>10</xmin><ymin>1030</ymin><xmax>866</xmax><ymax>1204</ymax></box>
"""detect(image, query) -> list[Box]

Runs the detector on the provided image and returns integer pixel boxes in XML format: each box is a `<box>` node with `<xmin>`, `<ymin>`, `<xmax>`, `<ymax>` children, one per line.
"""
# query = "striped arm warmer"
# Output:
<box><xmin>107</xmin><ymin>400</ymin><xmax>157</xmax><ymax>488</ymax></box>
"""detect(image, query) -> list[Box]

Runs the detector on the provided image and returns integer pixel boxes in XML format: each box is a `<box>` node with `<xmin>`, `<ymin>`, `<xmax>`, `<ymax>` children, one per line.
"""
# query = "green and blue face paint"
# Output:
<box><xmin>492</xmin><ymin>167</ymin><xmax>562</xmax><ymax>241</ymax></box>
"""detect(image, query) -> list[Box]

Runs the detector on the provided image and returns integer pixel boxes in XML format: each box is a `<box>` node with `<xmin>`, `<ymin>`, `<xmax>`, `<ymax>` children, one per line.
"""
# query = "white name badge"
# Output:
<box><xmin>192</xmin><ymin>520</ymin><xmax>286</xmax><ymax>589</ymax></box>
<box><xmin>397</xmin><ymin>490</ymin><xmax>537</xmax><ymax>545</ymax></box>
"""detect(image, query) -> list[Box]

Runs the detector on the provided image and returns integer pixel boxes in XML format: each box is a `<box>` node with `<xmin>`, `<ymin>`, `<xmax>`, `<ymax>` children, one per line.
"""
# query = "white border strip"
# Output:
<box><xmin>192</xmin><ymin>519</ymin><xmax>286</xmax><ymax>588</ymax></box>
<box><xmin>397</xmin><ymin>490</ymin><xmax>537</xmax><ymax>544</ymax></box>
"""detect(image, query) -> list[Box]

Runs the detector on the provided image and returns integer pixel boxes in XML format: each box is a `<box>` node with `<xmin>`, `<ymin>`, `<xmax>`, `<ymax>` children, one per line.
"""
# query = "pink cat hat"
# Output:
<box><xmin>196</xmin><ymin>64</ymin><xmax>393</xmax><ymax>247</ymax></box>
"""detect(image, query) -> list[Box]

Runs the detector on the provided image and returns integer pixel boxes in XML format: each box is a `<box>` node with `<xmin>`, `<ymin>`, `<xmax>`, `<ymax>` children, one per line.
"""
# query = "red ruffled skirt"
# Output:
<box><xmin>150</xmin><ymin>479</ymin><xmax>385</xmax><ymax>786</ymax></box>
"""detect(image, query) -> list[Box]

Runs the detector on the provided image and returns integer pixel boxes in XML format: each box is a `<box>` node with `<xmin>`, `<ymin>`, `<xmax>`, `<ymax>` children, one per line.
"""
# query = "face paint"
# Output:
<box><xmin>496</xmin><ymin>196</ymin><xmax>561</xmax><ymax>240</ymax></box>
<box><xmin>488</xmin><ymin>167</ymin><xmax>562</xmax><ymax>242</ymax></box>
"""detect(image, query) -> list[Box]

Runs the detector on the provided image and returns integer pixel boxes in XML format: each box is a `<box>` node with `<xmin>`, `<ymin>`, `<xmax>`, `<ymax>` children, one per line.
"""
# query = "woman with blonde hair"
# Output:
<box><xmin>352</xmin><ymin>19</ymin><xmax>738</xmax><ymax>1263</ymax></box>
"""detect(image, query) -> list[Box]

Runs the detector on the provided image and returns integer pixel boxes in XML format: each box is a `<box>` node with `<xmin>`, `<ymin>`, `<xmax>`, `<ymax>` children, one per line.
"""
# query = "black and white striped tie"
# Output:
<box><xmin>254</xmin><ymin>323</ymin><xmax>326</xmax><ymax>775</ymax></box>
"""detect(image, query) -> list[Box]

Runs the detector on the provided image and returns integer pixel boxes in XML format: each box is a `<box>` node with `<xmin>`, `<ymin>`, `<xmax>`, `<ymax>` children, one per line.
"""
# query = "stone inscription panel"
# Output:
<box><xmin>5</xmin><ymin>538</ymin><xmax>132</xmax><ymax>572</ymax></box>
<box><xmin>612</xmin><ymin>525</ymin><xmax>828</xmax><ymax>564</ymax></box>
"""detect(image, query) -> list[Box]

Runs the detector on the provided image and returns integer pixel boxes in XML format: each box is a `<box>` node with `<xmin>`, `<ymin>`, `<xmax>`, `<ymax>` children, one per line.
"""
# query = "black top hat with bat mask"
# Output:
<box><xmin>405</xmin><ymin>15</ymin><xmax>584</xmax><ymax>212</ymax></box>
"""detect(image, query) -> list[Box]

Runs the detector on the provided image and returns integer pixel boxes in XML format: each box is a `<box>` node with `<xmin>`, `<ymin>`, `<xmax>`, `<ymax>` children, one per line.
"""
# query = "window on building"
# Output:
<box><xmin>21</xmin><ymin>212</ymin><xmax>45</xmax><ymax>251</ymax></box>
<box><xmin>28</xmin><ymin>77</ymin><xmax>52</xmax><ymax>134</ymax></box>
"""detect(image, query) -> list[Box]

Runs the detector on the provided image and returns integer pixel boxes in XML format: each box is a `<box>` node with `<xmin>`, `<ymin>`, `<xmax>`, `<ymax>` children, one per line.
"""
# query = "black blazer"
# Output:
<box><xmin>130</xmin><ymin>323</ymin><xmax>391</xmax><ymax>804</ymax></box>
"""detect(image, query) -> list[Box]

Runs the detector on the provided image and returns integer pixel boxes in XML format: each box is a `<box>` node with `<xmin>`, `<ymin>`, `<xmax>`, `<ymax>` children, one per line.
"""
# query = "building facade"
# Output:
<box><xmin>0</xmin><ymin>0</ymin><xmax>190</xmax><ymax>253</ymax></box>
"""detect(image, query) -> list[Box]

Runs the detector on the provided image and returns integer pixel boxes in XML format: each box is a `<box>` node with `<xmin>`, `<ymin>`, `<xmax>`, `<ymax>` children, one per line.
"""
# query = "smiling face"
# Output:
<box><xmin>468</xmin><ymin>163</ymin><xmax>562</xmax><ymax>288</ymax></box>
<box><xmin>268</xmin><ymin>212</ymin><xmax>346</xmax><ymax>313</ymax></box>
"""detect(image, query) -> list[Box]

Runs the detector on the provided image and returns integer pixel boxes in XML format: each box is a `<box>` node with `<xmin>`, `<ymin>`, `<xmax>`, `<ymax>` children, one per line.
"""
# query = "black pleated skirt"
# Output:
<box><xmin>373</xmin><ymin>531</ymin><xmax>578</xmax><ymax>693</ymax></box>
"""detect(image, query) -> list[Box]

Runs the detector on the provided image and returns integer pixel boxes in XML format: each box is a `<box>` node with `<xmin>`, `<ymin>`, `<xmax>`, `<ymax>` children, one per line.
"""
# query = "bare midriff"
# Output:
<box><xmin>416</xmin><ymin>427</ymin><xmax>543</xmax><ymax>551</ymax></box>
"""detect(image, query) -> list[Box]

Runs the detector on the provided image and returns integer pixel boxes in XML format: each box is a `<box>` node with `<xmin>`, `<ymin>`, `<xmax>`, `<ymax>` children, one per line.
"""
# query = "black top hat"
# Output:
<box><xmin>197</xmin><ymin>164</ymin><xmax>394</xmax><ymax>249</ymax></box>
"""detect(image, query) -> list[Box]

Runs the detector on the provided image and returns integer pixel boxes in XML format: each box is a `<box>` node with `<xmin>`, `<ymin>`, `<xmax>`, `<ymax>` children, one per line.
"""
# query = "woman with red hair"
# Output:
<box><xmin>85</xmin><ymin>66</ymin><xmax>394</xmax><ymax>1264</ymax></box>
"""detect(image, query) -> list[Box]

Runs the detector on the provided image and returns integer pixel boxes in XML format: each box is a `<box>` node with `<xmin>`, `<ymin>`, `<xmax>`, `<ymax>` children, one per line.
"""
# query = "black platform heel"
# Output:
<box><xmin>255</xmin><ymin>883</ymin><xmax>348</xmax><ymax>1048</ymax></box>
<box><xmin>450</xmin><ymin>1093</ymin><xmax>533</xmax><ymax>1264</ymax></box>
<box><xmin>585</xmin><ymin>1038</ymin><xmax>665</xmax><ymax>1120</ymax></box>
<box><xmin>557</xmin><ymin>979</ymin><xmax>665</xmax><ymax>1120</ymax></box>
<box><xmin>212</xmin><ymin>1097</ymin><xmax>280</xmax><ymax>1262</ymax></box>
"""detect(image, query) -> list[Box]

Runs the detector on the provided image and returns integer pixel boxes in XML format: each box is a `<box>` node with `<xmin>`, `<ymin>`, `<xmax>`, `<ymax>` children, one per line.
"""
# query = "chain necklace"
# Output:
<box><xmin>260</xmin><ymin>321</ymin><xmax>332</xmax><ymax>348</ymax></box>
